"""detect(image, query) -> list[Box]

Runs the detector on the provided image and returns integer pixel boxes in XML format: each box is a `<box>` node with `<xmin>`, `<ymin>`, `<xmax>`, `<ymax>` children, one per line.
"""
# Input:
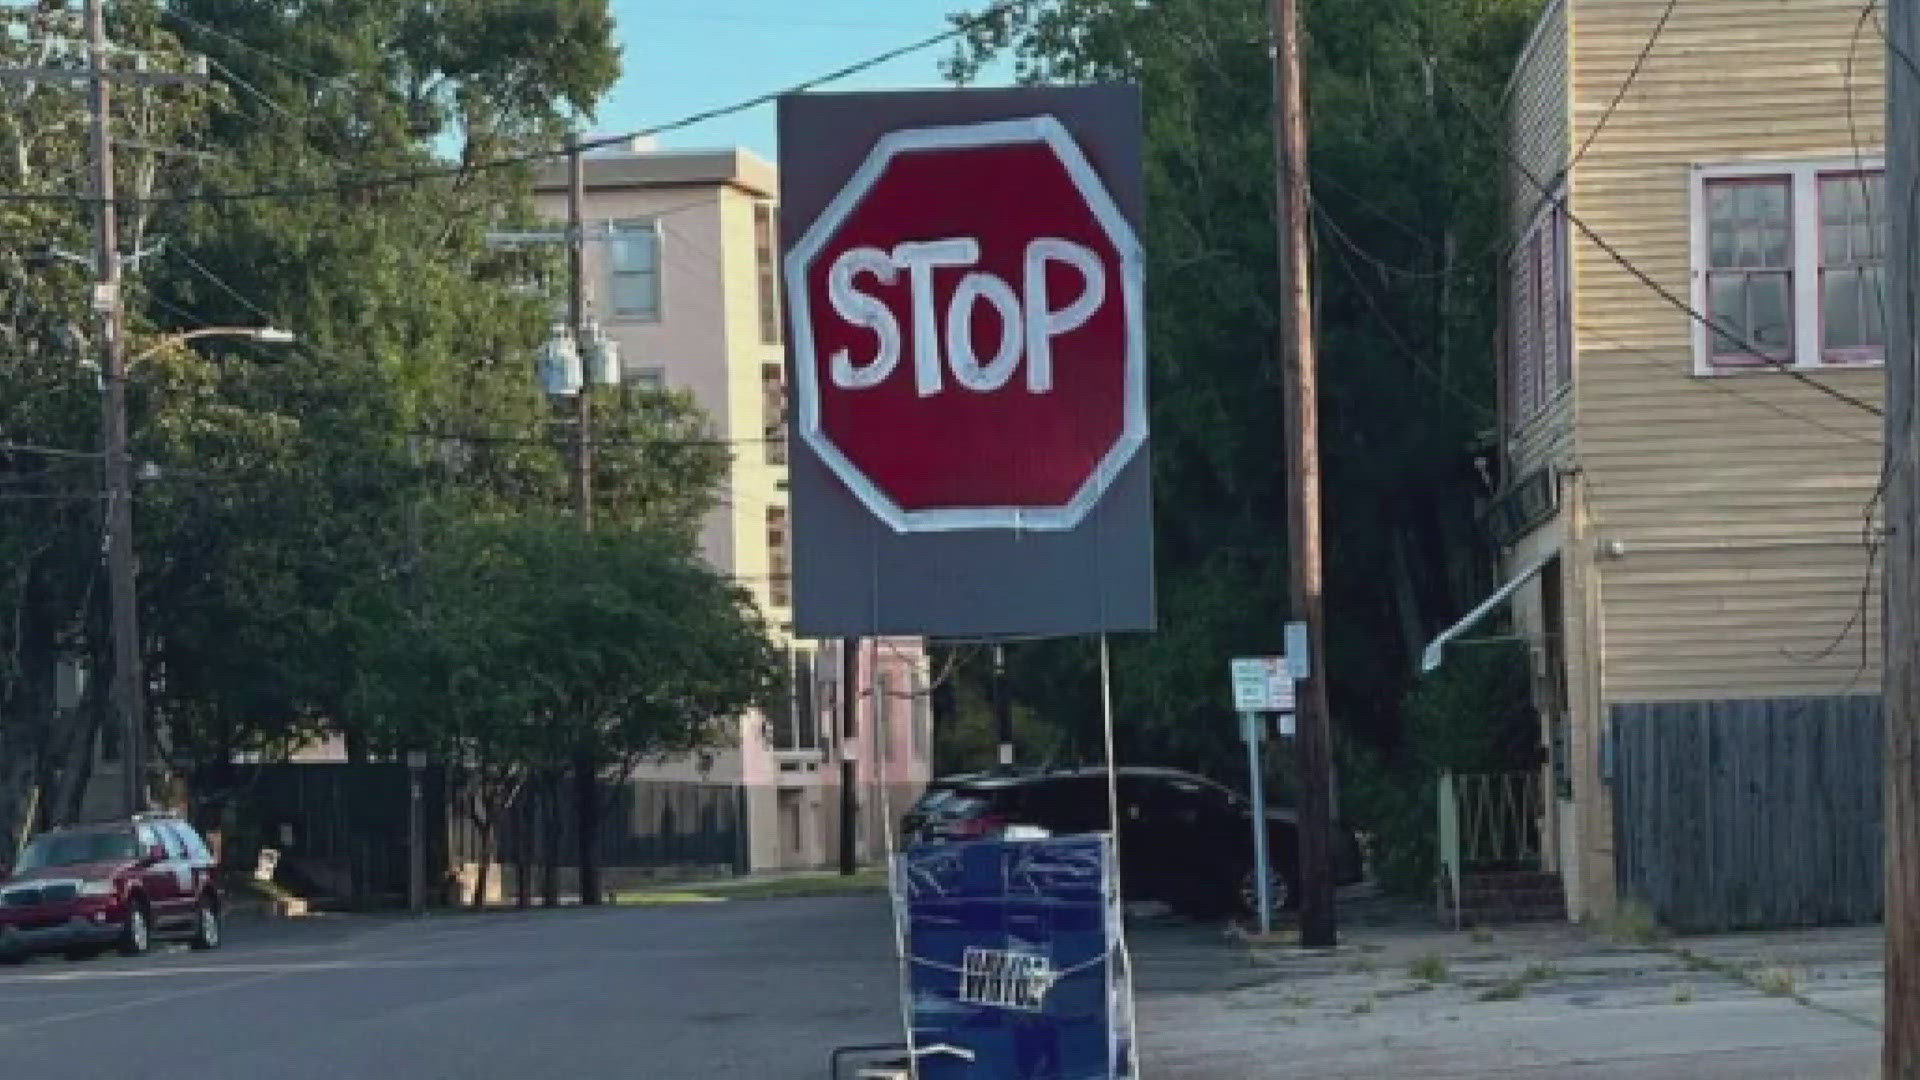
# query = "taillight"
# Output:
<box><xmin>948</xmin><ymin>813</ymin><xmax>1007</xmax><ymax>839</ymax></box>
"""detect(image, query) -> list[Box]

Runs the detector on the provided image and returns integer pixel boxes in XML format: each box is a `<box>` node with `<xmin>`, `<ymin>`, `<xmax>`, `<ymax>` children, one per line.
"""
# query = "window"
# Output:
<box><xmin>632</xmin><ymin>366</ymin><xmax>666</xmax><ymax>391</ymax></box>
<box><xmin>766</xmin><ymin>505</ymin><xmax>791</xmax><ymax>608</ymax></box>
<box><xmin>1820</xmin><ymin>172</ymin><xmax>1887</xmax><ymax>363</ymax></box>
<box><xmin>910</xmin><ymin>671</ymin><xmax>929</xmax><ymax>761</ymax></box>
<box><xmin>768</xmin><ymin>649</ymin><xmax>819</xmax><ymax>753</ymax></box>
<box><xmin>755</xmin><ymin>202</ymin><xmax>781</xmax><ymax>344</ymax></box>
<box><xmin>609</xmin><ymin>219</ymin><xmax>661</xmax><ymax>322</ymax></box>
<box><xmin>1505</xmin><ymin>204</ymin><xmax>1568</xmax><ymax>425</ymax></box>
<box><xmin>762</xmin><ymin>363</ymin><xmax>788</xmax><ymax>466</ymax></box>
<box><xmin>1703</xmin><ymin>177</ymin><xmax>1794</xmax><ymax>364</ymax></box>
<box><xmin>1692</xmin><ymin>161</ymin><xmax>1885</xmax><ymax>370</ymax></box>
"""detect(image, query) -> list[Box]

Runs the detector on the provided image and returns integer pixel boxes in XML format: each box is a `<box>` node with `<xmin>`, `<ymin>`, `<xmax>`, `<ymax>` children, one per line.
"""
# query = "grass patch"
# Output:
<box><xmin>1603</xmin><ymin>899</ymin><xmax>1667</xmax><ymax>946</ymax></box>
<box><xmin>1672</xmin><ymin>982</ymin><xmax>1695</xmax><ymax>1004</ymax></box>
<box><xmin>1281</xmin><ymin>992</ymin><xmax>1314</xmax><ymax>1009</ymax></box>
<box><xmin>1408</xmin><ymin>952</ymin><xmax>1449</xmax><ymax>983</ymax></box>
<box><xmin>1753</xmin><ymin>966</ymin><xmax>1797</xmax><ymax>998</ymax></box>
<box><xmin>615</xmin><ymin>870</ymin><xmax>888</xmax><ymax>904</ymax></box>
<box><xmin>1522</xmin><ymin>961</ymin><xmax>1559</xmax><ymax>983</ymax></box>
<box><xmin>1351</xmin><ymin>995</ymin><xmax>1376</xmax><ymax>1015</ymax></box>
<box><xmin>1478</xmin><ymin>977</ymin><xmax>1527</xmax><ymax>1002</ymax></box>
<box><xmin>1470</xmin><ymin>929</ymin><xmax>1494</xmax><ymax>944</ymax></box>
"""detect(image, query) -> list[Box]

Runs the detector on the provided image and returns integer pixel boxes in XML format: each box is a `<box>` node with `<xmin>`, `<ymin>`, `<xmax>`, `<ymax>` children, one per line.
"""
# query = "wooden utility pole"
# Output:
<box><xmin>567</xmin><ymin>134</ymin><xmax>604</xmax><ymax>907</ymax></box>
<box><xmin>1885</xmin><ymin>0</ymin><xmax>1919</xmax><ymax>1071</ymax></box>
<box><xmin>1267</xmin><ymin>0</ymin><xmax>1337</xmax><ymax>948</ymax></box>
<box><xmin>84</xmin><ymin>0</ymin><xmax>143</xmax><ymax>819</ymax></box>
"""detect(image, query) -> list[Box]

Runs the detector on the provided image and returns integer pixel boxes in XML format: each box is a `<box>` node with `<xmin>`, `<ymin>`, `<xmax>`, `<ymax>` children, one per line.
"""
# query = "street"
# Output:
<box><xmin>0</xmin><ymin>899</ymin><xmax>906</xmax><ymax>1080</ymax></box>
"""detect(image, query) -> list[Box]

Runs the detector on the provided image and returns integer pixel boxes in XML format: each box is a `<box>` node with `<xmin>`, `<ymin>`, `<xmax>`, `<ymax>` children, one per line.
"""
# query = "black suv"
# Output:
<box><xmin>908</xmin><ymin>767</ymin><xmax>1364</xmax><ymax>918</ymax></box>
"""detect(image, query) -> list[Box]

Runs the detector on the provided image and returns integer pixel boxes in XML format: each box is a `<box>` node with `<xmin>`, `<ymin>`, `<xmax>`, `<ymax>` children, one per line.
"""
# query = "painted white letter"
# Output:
<box><xmin>827</xmin><ymin>246</ymin><xmax>901</xmax><ymax>389</ymax></box>
<box><xmin>945</xmin><ymin>271</ymin><xmax>1023</xmax><ymax>393</ymax></box>
<box><xmin>1022</xmin><ymin>238</ymin><xmax>1106</xmax><ymax>393</ymax></box>
<box><xmin>892</xmin><ymin>238</ymin><xmax>980</xmax><ymax>397</ymax></box>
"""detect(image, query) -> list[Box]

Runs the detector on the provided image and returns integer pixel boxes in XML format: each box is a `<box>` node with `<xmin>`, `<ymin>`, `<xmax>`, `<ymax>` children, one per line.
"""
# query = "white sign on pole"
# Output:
<box><xmin>1284</xmin><ymin>622</ymin><xmax>1310</xmax><ymax>680</ymax></box>
<box><xmin>1230</xmin><ymin>657</ymin><xmax>1295</xmax><ymax>713</ymax></box>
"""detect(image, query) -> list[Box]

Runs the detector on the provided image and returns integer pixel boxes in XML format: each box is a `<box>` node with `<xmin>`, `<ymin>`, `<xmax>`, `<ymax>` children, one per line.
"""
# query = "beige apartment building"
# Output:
<box><xmin>533</xmin><ymin>141</ymin><xmax>932</xmax><ymax>872</ymax></box>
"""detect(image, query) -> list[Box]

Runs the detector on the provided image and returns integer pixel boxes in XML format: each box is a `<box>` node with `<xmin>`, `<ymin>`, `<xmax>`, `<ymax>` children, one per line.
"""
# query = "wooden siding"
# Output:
<box><xmin>1568</xmin><ymin>0</ymin><xmax>1886</xmax><ymax>702</ymax></box>
<box><xmin>1611</xmin><ymin>696</ymin><xmax>1882</xmax><ymax>932</ymax></box>
<box><xmin>1505</xmin><ymin>0</ymin><xmax>1575</xmax><ymax>478</ymax></box>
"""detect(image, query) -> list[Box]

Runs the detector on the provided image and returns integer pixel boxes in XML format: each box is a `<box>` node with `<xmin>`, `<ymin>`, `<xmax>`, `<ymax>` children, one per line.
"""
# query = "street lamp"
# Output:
<box><xmin>109</xmin><ymin>324</ymin><xmax>294</xmax><ymax>817</ymax></box>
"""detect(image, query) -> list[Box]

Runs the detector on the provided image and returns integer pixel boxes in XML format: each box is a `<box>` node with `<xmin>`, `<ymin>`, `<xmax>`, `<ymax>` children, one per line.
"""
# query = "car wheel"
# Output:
<box><xmin>1236</xmin><ymin>866</ymin><xmax>1296</xmax><ymax>921</ymax></box>
<box><xmin>190</xmin><ymin>900</ymin><xmax>221</xmax><ymax>951</ymax></box>
<box><xmin>118</xmin><ymin>900</ymin><xmax>151</xmax><ymax>957</ymax></box>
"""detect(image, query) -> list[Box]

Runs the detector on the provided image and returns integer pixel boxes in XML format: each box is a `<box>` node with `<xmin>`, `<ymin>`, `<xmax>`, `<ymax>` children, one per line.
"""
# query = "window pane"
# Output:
<box><xmin>1825</xmin><ymin>269</ymin><xmax>1863</xmax><ymax>350</ymax></box>
<box><xmin>612</xmin><ymin>272</ymin><xmax>659</xmax><ymax>319</ymax></box>
<box><xmin>1760</xmin><ymin>225</ymin><xmax>1790</xmax><ymax>267</ymax></box>
<box><xmin>1709</xmin><ymin>216</ymin><xmax>1735</xmax><ymax>267</ymax></box>
<box><xmin>611</xmin><ymin>226</ymin><xmax>657</xmax><ymax>272</ymax></box>
<box><xmin>1865</xmin><ymin>264</ymin><xmax>1888</xmax><ymax>347</ymax></box>
<box><xmin>1708</xmin><ymin>273</ymin><xmax>1747</xmax><ymax>354</ymax></box>
<box><xmin>1749</xmin><ymin>274</ymin><xmax>1791</xmax><ymax>354</ymax></box>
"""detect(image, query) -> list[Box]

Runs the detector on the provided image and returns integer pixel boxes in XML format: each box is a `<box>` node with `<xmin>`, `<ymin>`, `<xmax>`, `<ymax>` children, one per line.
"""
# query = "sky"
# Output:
<box><xmin>597</xmin><ymin>1</ymin><xmax>1012</xmax><ymax>160</ymax></box>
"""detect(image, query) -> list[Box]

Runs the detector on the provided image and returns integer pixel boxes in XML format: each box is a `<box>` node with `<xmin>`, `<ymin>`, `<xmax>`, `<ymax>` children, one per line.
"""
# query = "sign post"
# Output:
<box><xmin>1231</xmin><ymin>657</ymin><xmax>1295</xmax><ymax>935</ymax></box>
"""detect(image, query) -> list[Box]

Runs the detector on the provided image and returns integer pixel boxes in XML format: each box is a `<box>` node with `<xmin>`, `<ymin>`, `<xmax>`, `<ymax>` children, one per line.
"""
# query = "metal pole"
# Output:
<box><xmin>408</xmin><ymin>758</ymin><xmax>424</xmax><ymax>915</ymax></box>
<box><xmin>839</xmin><ymin>637</ymin><xmax>859</xmax><ymax>875</ymax></box>
<box><xmin>1267</xmin><ymin>0</ymin><xmax>1337</xmax><ymax>948</ymax></box>
<box><xmin>85</xmin><ymin>0</ymin><xmax>141</xmax><ymax>818</ymax></box>
<box><xmin>993</xmin><ymin>644</ymin><xmax>1013</xmax><ymax>767</ymax></box>
<box><xmin>566</xmin><ymin>134</ymin><xmax>604</xmax><ymax>908</ymax></box>
<box><xmin>1884</xmin><ymin>0</ymin><xmax>1920</xmax><ymax>1071</ymax></box>
<box><xmin>1243</xmin><ymin>713</ymin><xmax>1273</xmax><ymax>936</ymax></box>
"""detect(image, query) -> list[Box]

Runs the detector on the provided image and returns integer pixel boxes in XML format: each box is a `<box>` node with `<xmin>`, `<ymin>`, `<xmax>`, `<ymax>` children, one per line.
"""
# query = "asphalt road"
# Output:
<box><xmin>0</xmin><ymin>897</ymin><xmax>910</xmax><ymax>1080</ymax></box>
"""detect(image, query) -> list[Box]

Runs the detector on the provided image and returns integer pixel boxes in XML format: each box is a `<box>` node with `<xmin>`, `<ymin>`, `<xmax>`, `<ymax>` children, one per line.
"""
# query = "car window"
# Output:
<box><xmin>15</xmin><ymin>830</ymin><xmax>139</xmax><ymax>872</ymax></box>
<box><xmin>156</xmin><ymin>824</ymin><xmax>188</xmax><ymax>860</ymax></box>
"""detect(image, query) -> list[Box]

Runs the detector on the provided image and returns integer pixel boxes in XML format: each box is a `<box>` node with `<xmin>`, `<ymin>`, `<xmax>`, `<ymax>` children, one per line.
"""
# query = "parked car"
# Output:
<box><xmin>908</xmin><ymin>767</ymin><xmax>1364</xmax><ymax>919</ymax></box>
<box><xmin>0</xmin><ymin>813</ymin><xmax>223</xmax><ymax>962</ymax></box>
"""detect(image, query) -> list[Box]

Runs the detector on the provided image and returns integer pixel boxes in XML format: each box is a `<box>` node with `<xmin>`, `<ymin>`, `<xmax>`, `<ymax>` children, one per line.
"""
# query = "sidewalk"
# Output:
<box><xmin>1135</xmin><ymin>908</ymin><xmax>1883</xmax><ymax>1079</ymax></box>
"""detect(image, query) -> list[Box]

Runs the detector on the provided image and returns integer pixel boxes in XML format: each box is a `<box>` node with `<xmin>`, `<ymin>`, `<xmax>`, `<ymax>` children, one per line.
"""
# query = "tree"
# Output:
<box><xmin>943</xmin><ymin>0</ymin><xmax>1537</xmax><ymax>787</ymax></box>
<box><xmin>353</xmin><ymin>513</ymin><xmax>784</xmax><ymax>908</ymax></box>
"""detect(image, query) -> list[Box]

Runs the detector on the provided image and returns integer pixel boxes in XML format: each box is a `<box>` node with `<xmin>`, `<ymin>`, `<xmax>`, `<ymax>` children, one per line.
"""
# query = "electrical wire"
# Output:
<box><xmin>0</xmin><ymin>0</ymin><xmax>1036</xmax><ymax>207</ymax></box>
<box><xmin>1556</xmin><ymin>0</ymin><xmax>1681</xmax><ymax>185</ymax></box>
<box><xmin>1417</xmin><ymin>35</ymin><xmax>1886</xmax><ymax>419</ymax></box>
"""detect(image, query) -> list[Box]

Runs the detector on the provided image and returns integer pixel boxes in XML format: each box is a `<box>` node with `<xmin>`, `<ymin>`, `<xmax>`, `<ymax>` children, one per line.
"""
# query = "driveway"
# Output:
<box><xmin>1134</xmin><ymin>913</ymin><xmax>1884</xmax><ymax>1079</ymax></box>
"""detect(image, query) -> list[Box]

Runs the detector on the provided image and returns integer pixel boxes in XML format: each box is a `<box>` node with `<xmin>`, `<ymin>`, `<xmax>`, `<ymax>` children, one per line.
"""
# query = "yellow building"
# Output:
<box><xmin>534</xmin><ymin>142</ymin><xmax>931</xmax><ymax>872</ymax></box>
<box><xmin>1432</xmin><ymin>0</ymin><xmax>1887</xmax><ymax>929</ymax></box>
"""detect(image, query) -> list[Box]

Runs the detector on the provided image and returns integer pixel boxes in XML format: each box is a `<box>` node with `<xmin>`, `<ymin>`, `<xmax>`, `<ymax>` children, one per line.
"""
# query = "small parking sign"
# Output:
<box><xmin>1229</xmin><ymin>657</ymin><xmax>1294</xmax><ymax>713</ymax></box>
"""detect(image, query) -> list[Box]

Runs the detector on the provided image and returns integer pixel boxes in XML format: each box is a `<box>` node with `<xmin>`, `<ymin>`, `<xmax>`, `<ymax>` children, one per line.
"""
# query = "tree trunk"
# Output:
<box><xmin>469</xmin><ymin>821</ymin><xmax>492</xmax><ymax>910</ymax></box>
<box><xmin>515</xmin><ymin>789</ymin><xmax>533</xmax><ymax>910</ymax></box>
<box><xmin>540</xmin><ymin>770</ymin><xmax>561</xmax><ymax>907</ymax></box>
<box><xmin>574</xmin><ymin>749</ymin><xmax>601</xmax><ymax>906</ymax></box>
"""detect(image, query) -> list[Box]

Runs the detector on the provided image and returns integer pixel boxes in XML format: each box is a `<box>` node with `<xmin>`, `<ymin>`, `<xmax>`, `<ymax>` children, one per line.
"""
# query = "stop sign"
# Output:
<box><xmin>785</xmin><ymin>116</ymin><xmax>1145</xmax><ymax>533</ymax></box>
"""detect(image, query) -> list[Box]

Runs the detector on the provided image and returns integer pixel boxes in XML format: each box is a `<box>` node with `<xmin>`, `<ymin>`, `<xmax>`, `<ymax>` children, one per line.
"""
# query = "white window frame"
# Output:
<box><xmin>608</xmin><ymin>218</ymin><xmax>662</xmax><ymax>323</ymax></box>
<box><xmin>1690</xmin><ymin>157</ymin><xmax>1886</xmax><ymax>375</ymax></box>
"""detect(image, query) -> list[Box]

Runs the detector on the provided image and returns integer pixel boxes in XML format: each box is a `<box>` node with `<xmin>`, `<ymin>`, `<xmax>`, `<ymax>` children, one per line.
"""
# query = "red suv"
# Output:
<box><xmin>0</xmin><ymin>813</ymin><xmax>223</xmax><ymax>961</ymax></box>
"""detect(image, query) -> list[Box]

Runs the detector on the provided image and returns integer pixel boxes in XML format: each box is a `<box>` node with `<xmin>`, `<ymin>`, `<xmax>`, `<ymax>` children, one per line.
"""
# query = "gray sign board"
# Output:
<box><xmin>778</xmin><ymin>86</ymin><xmax>1155</xmax><ymax>640</ymax></box>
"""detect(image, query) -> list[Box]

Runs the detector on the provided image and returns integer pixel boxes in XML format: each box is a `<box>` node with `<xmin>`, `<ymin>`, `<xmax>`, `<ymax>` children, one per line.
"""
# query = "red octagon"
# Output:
<box><xmin>785</xmin><ymin>116</ymin><xmax>1145</xmax><ymax>533</ymax></box>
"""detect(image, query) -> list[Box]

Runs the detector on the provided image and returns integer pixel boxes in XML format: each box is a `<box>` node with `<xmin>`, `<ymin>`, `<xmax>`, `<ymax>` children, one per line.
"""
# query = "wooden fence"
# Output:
<box><xmin>1610</xmin><ymin>696</ymin><xmax>1882</xmax><ymax>932</ymax></box>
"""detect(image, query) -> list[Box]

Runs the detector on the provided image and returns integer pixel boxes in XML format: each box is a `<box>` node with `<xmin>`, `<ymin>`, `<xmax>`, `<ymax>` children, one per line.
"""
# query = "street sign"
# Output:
<box><xmin>779</xmin><ymin>86</ymin><xmax>1155</xmax><ymax>638</ymax></box>
<box><xmin>1230</xmin><ymin>656</ymin><xmax>1295</xmax><ymax>713</ymax></box>
<box><xmin>786</xmin><ymin>115</ymin><xmax>1145</xmax><ymax>534</ymax></box>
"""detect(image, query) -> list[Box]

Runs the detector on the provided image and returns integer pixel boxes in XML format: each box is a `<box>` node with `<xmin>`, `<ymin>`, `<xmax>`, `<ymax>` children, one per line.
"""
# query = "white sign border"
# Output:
<box><xmin>785</xmin><ymin>115</ymin><xmax>1147</xmax><ymax>534</ymax></box>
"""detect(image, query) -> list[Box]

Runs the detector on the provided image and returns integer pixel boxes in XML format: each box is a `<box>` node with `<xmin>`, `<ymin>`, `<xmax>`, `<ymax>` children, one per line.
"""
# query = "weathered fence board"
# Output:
<box><xmin>1611</xmin><ymin>696</ymin><xmax>1882</xmax><ymax>932</ymax></box>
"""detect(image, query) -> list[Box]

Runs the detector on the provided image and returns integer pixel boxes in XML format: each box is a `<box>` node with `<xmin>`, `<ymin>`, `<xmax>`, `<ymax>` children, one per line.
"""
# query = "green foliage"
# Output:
<box><xmin>942</xmin><ymin>0</ymin><xmax>1544</xmax><ymax>783</ymax></box>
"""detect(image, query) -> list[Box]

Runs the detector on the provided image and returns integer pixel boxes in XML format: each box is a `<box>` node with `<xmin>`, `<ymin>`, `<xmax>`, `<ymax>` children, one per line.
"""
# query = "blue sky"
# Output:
<box><xmin>596</xmin><ymin>1</ymin><xmax>1012</xmax><ymax>160</ymax></box>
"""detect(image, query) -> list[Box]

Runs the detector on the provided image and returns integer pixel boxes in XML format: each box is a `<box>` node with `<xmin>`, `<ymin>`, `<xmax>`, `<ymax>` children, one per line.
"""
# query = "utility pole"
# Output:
<box><xmin>993</xmin><ymin>644</ymin><xmax>1013</xmax><ymax>767</ymax></box>
<box><xmin>839</xmin><ymin>637</ymin><xmax>859</xmax><ymax>876</ymax></box>
<box><xmin>566</xmin><ymin>133</ymin><xmax>603</xmax><ymax>908</ymax></box>
<box><xmin>85</xmin><ymin>0</ymin><xmax>142</xmax><ymax>819</ymax></box>
<box><xmin>1267</xmin><ymin>0</ymin><xmax>1337</xmax><ymax>948</ymax></box>
<box><xmin>1884</xmin><ymin>0</ymin><xmax>1919</xmax><ymax>1071</ymax></box>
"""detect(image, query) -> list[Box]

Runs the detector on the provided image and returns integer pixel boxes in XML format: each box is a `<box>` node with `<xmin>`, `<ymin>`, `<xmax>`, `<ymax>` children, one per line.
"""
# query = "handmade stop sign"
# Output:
<box><xmin>785</xmin><ymin>116</ymin><xmax>1146</xmax><ymax>533</ymax></box>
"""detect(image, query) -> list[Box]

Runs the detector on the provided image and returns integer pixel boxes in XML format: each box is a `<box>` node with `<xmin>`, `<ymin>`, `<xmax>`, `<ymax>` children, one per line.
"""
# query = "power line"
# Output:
<box><xmin>0</xmin><ymin>0</ymin><xmax>1035</xmax><ymax>208</ymax></box>
<box><xmin>1418</xmin><ymin>35</ymin><xmax>1885</xmax><ymax>419</ymax></box>
<box><xmin>1557</xmin><ymin>0</ymin><xmax>1681</xmax><ymax>184</ymax></box>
